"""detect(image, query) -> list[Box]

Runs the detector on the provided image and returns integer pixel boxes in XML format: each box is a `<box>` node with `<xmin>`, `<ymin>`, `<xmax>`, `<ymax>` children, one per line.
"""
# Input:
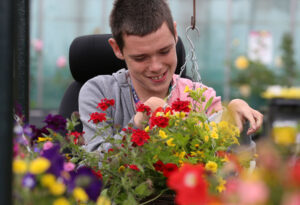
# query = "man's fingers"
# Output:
<box><xmin>232</xmin><ymin>112</ymin><xmax>243</xmax><ymax>132</ymax></box>
<box><xmin>253</xmin><ymin>110</ymin><xmax>263</xmax><ymax>128</ymax></box>
<box><xmin>247</xmin><ymin>110</ymin><xmax>263</xmax><ymax>135</ymax></box>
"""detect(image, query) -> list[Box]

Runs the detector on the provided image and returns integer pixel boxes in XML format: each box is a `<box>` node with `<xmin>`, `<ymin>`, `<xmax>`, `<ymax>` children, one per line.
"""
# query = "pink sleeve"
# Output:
<box><xmin>169</xmin><ymin>75</ymin><xmax>222</xmax><ymax>115</ymax></box>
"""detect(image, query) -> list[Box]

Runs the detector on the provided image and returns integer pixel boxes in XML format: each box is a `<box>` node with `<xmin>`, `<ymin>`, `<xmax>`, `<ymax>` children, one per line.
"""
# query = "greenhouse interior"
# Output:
<box><xmin>1</xmin><ymin>0</ymin><xmax>300</xmax><ymax>204</ymax></box>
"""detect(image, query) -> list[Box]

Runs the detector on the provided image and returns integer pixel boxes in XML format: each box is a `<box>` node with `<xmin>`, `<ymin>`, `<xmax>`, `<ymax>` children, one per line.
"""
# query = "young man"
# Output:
<box><xmin>79</xmin><ymin>0</ymin><xmax>263</xmax><ymax>152</ymax></box>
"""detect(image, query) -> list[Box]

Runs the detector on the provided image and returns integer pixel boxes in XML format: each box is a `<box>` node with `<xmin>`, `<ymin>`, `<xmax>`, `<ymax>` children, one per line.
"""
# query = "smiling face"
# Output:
<box><xmin>109</xmin><ymin>22</ymin><xmax>178</xmax><ymax>101</ymax></box>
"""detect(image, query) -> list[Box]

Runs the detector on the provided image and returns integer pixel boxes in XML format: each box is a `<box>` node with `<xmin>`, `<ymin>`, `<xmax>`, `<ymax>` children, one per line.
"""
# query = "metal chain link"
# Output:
<box><xmin>165</xmin><ymin>26</ymin><xmax>202</xmax><ymax>105</ymax></box>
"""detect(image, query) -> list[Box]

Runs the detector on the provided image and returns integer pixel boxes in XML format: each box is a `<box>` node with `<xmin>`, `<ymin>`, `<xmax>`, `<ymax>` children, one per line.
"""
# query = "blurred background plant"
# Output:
<box><xmin>230</xmin><ymin>32</ymin><xmax>299</xmax><ymax>109</ymax></box>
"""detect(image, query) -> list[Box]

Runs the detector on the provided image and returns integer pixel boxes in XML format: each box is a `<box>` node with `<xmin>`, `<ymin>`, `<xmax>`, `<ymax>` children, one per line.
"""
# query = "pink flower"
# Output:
<box><xmin>56</xmin><ymin>56</ymin><xmax>67</xmax><ymax>68</ymax></box>
<box><xmin>282</xmin><ymin>192</ymin><xmax>300</xmax><ymax>205</ymax></box>
<box><xmin>43</xmin><ymin>141</ymin><xmax>53</xmax><ymax>150</ymax></box>
<box><xmin>32</xmin><ymin>39</ymin><xmax>43</xmax><ymax>52</ymax></box>
<box><xmin>63</xmin><ymin>162</ymin><xmax>75</xmax><ymax>171</ymax></box>
<box><xmin>238</xmin><ymin>180</ymin><xmax>269</xmax><ymax>204</ymax></box>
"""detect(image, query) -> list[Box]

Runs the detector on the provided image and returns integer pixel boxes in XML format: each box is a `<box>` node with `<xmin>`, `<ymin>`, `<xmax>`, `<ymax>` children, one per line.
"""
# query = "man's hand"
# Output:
<box><xmin>227</xmin><ymin>99</ymin><xmax>263</xmax><ymax>135</ymax></box>
<box><xmin>133</xmin><ymin>97</ymin><xmax>166</xmax><ymax>129</ymax></box>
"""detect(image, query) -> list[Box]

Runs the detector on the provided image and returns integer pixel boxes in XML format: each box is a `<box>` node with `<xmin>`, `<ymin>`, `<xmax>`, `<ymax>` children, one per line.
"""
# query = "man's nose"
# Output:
<box><xmin>149</xmin><ymin>56</ymin><xmax>163</xmax><ymax>72</ymax></box>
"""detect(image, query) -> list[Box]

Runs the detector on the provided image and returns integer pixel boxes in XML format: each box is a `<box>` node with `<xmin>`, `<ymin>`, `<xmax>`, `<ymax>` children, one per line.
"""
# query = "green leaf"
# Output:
<box><xmin>122</xmin><ymin>193</ymin><xmax>138</xmax><ymax>205</ymax></box>
<box><xmin>204</xmin><ymin>96</ymin><xmax>214</xmax><ymax>112</ymax></box>
<box><xmin>135</xmin><ymin>182</ymin><xmax>151</xmax><ymax>196</ymax></box>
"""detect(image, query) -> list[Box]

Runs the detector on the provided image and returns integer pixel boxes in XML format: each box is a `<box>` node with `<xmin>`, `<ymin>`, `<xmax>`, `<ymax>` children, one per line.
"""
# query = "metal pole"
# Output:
<box><xmin>224</xmin><ymin>0</ymin><xmax>232</xmax><ymax>101</ymax></box>
<box><xmin>14</xmin><ymin>0</ymin><xmax>30</xmax><ymax>121</ymax></box>
<box><xmin>0</xmin><ymin>0</ymin><xmax>14</xmax><ymax>204</ymax></box>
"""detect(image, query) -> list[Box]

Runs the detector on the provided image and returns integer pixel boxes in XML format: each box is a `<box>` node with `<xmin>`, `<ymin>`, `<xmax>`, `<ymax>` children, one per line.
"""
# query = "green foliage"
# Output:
<box><xmin>279</xmin><ymin>32</ymin><xmax>297</xmax><ymax>86</ymax></box>
<box><xmin>231</xmin><ymin>60</ymin><xmax>277</xmax><ymax>96</ymax></box>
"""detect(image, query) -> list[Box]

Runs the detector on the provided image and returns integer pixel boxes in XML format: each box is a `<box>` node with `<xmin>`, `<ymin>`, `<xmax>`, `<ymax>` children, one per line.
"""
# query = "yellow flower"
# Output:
<box><xmin>118</xmin><ymin>165</ymin><xmax>125</xmax><ymax>172</ymax></box>
<box><xmin>159</xmin><ymin>130</ymin><xmax>168</xmax><ymax>139</ymax></box>
<box><xmin>41</xmin><ymin>174</ymin><xmax>56</xmax><ymax>187</ymax></box>
<box><xmin>144</xmin><ymin>126</ymin><xmax>150</xmax><ymax>132</ymax></box>
<box><xmin>49</xmin><ymin>181</ymin><xmax>66</xmax><ymax>196</ymax></box>
<box><xmin>204</xmin><ymin>123</ymin><xmax>210</xmax><ymax>131</ymax></box>
<box><xmin>73</xmin><ymin>187</ymin><xmax>89</xmax><ymax>202</ymax></box>
<box><xmin>53</xmin><ymin>197</ymin><xmax>70</xmax><ymax>205</ymax></box>
<box><xmin>184</xmin><ymin>85</ymin><xmax>190</xmax><ymax>93</ymax></box>
<box><xmin>190</xmin><ymin>152</ymin><xmax>197</xmax><ymax>157</ymax></box>
<box><xmin>216</xmin><ymin>177</ymin><xmax>226</xmax><ymax>193</ymax></box>
<box><xmin>205</xmin><ymin>161</ymin><xmax>218</xmax><ymax>173</ymax></box>
<box><xmin>179</xmin><ymin>152</ymin><xmax>186</xmax><ymax>159</ymax></box>
<box><xmin>221</xmin><ymin>155</ymin><xmax>229</xmax><ymax>162</ymax></box>
<box><xmin>204</xmin><ymin>135</ymin><xmax>209</xmax><ymax>142</ymax></box>
<box><xmin>195</xmin><ymin>144</ymin><xmax>199</xmax><ymax>148</ymax></box>
<box><xmin>165</xmin><ymin>111</ymin><xmax>171</xmax><ymax>117</ymax></box>
<box><xmin>166</xmin><ymin>138</ymin><xmax>175</xmax><ymax>147</ymax></box>
<box><xmin>209</xmin><ymin>121</ymin><xmax>217</xmax><ymax>127</ymax></box>
<box><xmin>13</xmin><ymin>159</ymin><xmax>27</xmax><ymax>174</ymax></box>
<box><xmin>37</xmin><ymin>137</ymin><xmax>53</xmax><ymax>142</ymax></box>
<box><xmin>29</xmin><ymin>157</ymin><xmax>50</xmax><ymax>174</ymax></box>
<box><xmin>211</xmin><ymin>131</ymin><xmax>219</xmax><ymax>139</ymax></box>
<box><xmin>155</xmin><ymin>112</ymin><xmax>164</xmax><ymax>117</ymax></box>
<box><xmin>197</xmin><ymin>151</ymin><xmax>205</xmax><ymax>158</ymax></box>
<box><xmin>218</xmin><ymin>121</ymin><xmax>228</xmax><ymax>129</ymax></box>
<box><xmin>175</xmin><ymin>112</ymin><xmax>186</xmax><ymax>119</ymax></box>
<box><xmin>235</xmin><ymin>56</ymin><xmax>249</xmax><ymax>70</ymax></box>
<box><xmin>97</xmin><ymin>196</ymin><xmax>111</xmax><ymax>205</ymax></box>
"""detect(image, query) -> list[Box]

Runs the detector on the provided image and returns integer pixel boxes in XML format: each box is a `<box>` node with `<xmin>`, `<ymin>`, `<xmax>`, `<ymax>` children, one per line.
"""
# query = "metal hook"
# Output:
<box><xmin>185</xmin><ymin>26</ymin><xmax>202</xmax><ymax>84</ymax></box>
<box><xmin>191</xmin><ymin>0</ymin><xmax>196</xmax><ymax>29</ymax></box>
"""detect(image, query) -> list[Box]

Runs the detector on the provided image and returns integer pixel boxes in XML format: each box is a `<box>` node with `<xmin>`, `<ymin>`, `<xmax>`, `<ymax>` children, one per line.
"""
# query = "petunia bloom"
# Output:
<box><xmin>43</xmin><ymin>114</ymin><xmax>67</xmax><ymax>132</ymax></box>
<box><xmin>171</xmin><ymin>98</ymin><xmax>191</xmax><ymax>113</ymax></box>
<box><xmin>97</xmin><ymin>98</ymin><xmax>115</xmax><ymax>111</ymax></box>
<box><xmin>150</xmin><ymin>116</ymin><xmax>169</xmax><ymax>128</ymax></box>
<box><xmin>167</xmin><ymin>163</ymin><xmax>208</xmax><ymax>205</ymax></box>
<box><xmin>88</xmin><ymin>112</ymin><xmax>107</xmax><ymax>124</ymax></box>
<box><xmin>131</xmin><ymin>129</ymin><xmax>150</xmax><ymax>146</ymax></box>
<box><xmin>163</xmin><ymin>163</ymin><xmax>178</xmax><ymax>178</ymax></box>
<box><xmin>136</xmin><ymin>103</ymin><xmax>151</xmax><ymax>116</ymax></box>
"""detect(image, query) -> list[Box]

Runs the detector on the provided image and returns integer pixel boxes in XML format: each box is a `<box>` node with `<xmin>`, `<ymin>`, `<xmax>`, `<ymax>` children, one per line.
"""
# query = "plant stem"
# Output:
<box><xmin>139</xmin><ymin>188</ymin><xmax>169</xmax><ymax>205</ymax></box>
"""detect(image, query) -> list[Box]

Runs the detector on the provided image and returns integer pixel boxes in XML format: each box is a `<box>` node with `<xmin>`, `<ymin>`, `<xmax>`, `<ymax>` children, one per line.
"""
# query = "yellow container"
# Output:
<box><xmin>272</xmin><ymin>121</ymin><xmax>297</xmax><ymax>146</ymax></box>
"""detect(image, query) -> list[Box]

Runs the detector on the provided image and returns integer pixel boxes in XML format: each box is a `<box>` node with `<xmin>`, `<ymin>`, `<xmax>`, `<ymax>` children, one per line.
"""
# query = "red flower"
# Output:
<box><xmin>108</xmin><ymin>148</ymin><xmax>114</xmax><ymax>153</ymax></box>
<box><xmin>88</xmin><ymin>112</ymin><xmax>106</xmax><ymax>124</ymax></box>
<box><xmin>153</xmin><ymin>160</ymin><xmax>165</xmax><ymax>172</ymax></box>
<box><xmin>131</xmin><ymin>129</ymin><xmax>150</xmax><ymax>146</ymax></box>
<box><xmin>67</xmin><ymin>131</ymin><xmax>85</xmax><ymax>145</ymax></box>
<box><xmin>91</xmin><ymin>168</ymin><xmax>103</xmax><ymax>180</ymax></box>
<box><xmin>137</xmin><ymin>104</ymin><xmax>151</xmax><ymax>116</ymax></box>
<box><xmin>163</xmin><ymin>163</ymin><xmax>178</xmax><ymax>178</ymax></box>
<box><xmin>150</xmin><ymin>116</ymin><xmax>169</xmax><ymax>128</ymax></box>
<box><xmin>97</xmin><ymin>98</ymin><xmax>115</xmax><ymax>111</ymax></box>
<box><xmin>290</xmin><ymin>159</ymin><xmax>300</xmax><ymax>185</ymax></box>
<box><xmin>167</xmin><ymin>163</ymin><xmax>208</xmax><ymax>205</ymax></box>
<box><xmin>129</xmin><ymin>164</ymin><xmax>140</xmax><ymax>171</ymax></box>
<box><xmin>171</xmin><ymin>98</ymin><xmax>191</xmax><ymax>113</ymax></box>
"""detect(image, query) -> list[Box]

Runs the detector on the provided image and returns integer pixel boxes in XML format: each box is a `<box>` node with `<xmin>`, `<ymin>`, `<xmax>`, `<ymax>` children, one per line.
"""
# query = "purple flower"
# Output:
<box><xmin>22</xmin><ymin>173</ymin><xmax>36</xmax><ymax>189</ymax></box>
<box><xmin>41</xmin><ymin>144</ymin><xmax>64</xmax><ymax>177</ymax></box>
<box><xmin>30</xmin><ymin>125</ymin><xmax>50</xmax><ymax>144</ymax></box>
<box><xmin>68</xmin><ymin>167</ymin><xmax>102</xmax><ymax>202</ymax></box>
<box><xmin>43</xmin><ymin>114</ymin><xmax>66</xmax><ymax>132</ymax></box>
<box><xmin>23</xmin><ymin>124</ymin><xmax>33</xmax><ymax>136</ymax></box>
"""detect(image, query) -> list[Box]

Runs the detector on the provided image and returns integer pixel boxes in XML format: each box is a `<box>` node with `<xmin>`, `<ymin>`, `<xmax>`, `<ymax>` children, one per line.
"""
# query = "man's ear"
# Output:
<box><xmin>173</xmin><ymin>21</ymin><xmax>178</xmax><ymax>43</ymax></box>
<box><xmin>108</xmin><ymin>38</ymin><xmax>124</xmax><ymax>60</ymax></box>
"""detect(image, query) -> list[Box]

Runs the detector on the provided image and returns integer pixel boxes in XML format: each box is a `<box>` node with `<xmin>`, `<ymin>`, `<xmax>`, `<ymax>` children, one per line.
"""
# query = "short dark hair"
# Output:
<box><xmin>110</xmin><ymin>0</ymin><xmax>175</xmax><ymax>51</ymax></box>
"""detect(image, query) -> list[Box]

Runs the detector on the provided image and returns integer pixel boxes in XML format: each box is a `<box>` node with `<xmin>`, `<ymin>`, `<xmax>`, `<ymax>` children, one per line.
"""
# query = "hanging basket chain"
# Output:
<box><xmin>165</xmin><ymin>25</ymin><xmax>202</xmax><ymax>105</ymax></box>
<box><xmin>165</xmin><ymin>0</ymin><xmax>202</xmax><ymax>106</ymax></box>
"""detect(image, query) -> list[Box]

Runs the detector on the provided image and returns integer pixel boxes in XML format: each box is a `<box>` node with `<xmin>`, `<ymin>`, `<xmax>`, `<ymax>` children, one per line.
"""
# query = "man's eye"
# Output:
<box><xmin>160</xmin><ymin>49</ymin><xmax>170</xmax><ymax>55</ymax></box>
<box><xmin>134</xmin><ymin>57</ymin><xmax>146</xmax><ymax>62</ymax></box>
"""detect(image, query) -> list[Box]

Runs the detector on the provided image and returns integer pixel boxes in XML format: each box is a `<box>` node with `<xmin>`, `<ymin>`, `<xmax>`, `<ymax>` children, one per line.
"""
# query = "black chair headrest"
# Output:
<box><xmin>69</xmin><ymin>34</ymin><xmax>186</xmax><ymax>84</ymax></box>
